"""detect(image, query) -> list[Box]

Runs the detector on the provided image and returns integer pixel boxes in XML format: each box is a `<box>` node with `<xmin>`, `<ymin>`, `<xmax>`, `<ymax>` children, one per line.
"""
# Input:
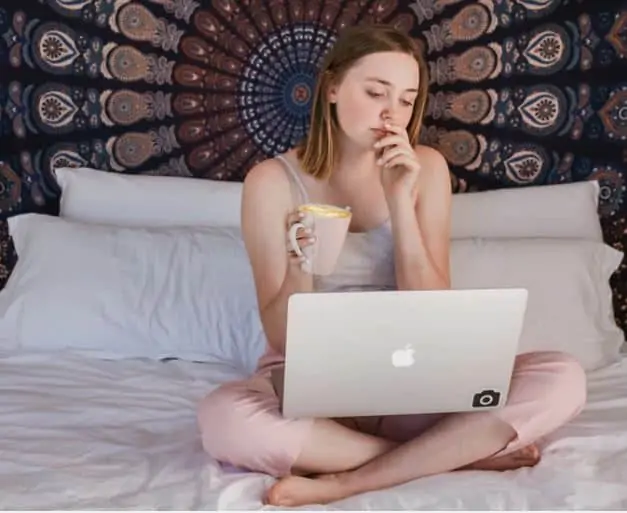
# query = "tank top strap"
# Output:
<box><xmin>275</xmin><ymin>153</ymin><xmax>310</xmax><ymax>205</ymax></box>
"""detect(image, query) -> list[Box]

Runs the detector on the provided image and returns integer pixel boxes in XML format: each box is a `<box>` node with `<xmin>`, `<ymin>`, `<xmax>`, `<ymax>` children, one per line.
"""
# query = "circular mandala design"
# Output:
<box><xmin>238</xmin><ymin>24</ymin><xmax>336</xmax><ymax>156</ymax></box>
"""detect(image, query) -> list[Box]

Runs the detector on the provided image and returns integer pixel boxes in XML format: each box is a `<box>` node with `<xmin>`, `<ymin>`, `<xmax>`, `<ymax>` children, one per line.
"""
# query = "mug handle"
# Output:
<box><xmin>288</xmin><ymin>222</ymin><xmax>306</xmax><ymax>257</ymax></box>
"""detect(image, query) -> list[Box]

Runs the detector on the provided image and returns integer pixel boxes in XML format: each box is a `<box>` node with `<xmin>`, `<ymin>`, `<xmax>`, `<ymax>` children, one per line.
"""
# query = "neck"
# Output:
<box><xmin>329</xmin><ymin>135</ymin><xmax>378</xmax><ymax>187</ymax></box>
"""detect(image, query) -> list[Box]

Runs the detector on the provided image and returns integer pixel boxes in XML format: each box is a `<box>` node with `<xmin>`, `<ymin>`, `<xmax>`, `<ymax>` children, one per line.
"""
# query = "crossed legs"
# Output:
<box><xmin>198</xmin><ymin>351</ymin><xmax>587</xmax><ymax>507</ymax></box>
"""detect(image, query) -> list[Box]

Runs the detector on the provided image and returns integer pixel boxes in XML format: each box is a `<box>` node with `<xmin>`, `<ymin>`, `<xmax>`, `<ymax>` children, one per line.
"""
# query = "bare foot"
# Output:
<box><xmin>465</xmin><ymin>443</ymin><xmax>541</xmax><ymax>471</ymax></box>
<box><xmin>264</xmin><ymin>473</ymin><xmax>350</xmax><ymax>507</ymax></box>
<box><xmin>263</xmin><ymin>444</ymin><xmax>541</xmax><ymax>506</ymax></box>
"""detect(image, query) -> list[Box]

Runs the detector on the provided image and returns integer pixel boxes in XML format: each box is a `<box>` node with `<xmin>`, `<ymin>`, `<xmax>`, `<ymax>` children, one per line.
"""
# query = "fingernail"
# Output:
<box><xmin>309</xmin><ymin>237</ymin><xmax>316</xmax><ymax>242</ymax></box>
<box><xmin>373</xmin><ymin>142</ymin><xmax>380</xmax><ymax>148</ymax></box>
<box><xmin>376</xmin><ymin>159</ymin><xmax>382</xmax><ymax>165</ymax></box>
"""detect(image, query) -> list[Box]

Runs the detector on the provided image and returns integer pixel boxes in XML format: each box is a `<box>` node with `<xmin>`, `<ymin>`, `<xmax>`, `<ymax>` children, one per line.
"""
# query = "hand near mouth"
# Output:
<box><xmin>373</xmin><ymin>122</ymin><xmax>421</xmax><ymax>201</ymax></box>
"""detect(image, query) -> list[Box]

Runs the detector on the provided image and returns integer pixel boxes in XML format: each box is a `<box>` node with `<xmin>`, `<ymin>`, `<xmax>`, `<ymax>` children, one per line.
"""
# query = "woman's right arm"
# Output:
<box><xmin>241</xmin><ymin>158</ymin><xmax>314</xmax><ymax>356</ymax></box>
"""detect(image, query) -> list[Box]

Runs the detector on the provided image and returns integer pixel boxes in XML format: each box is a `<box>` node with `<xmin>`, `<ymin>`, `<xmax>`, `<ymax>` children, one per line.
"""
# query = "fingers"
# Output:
<box><xmin>374</xmin><ymin>133</ymin><xmax>406</xmax><ymax>152</ymax></box>
<box><xmin>381</xmin><ymin>122</ymin><xmax>405</xmax><ymax>135</ymax></box>
<box><xmin>374</xmin><ymin>123</ymin><xmax>420</xmax><ymax>171</ymax></box>
<box><xmin>374</xmin><ymin>131</ymin><xmax>411</xmax><ymax>162</ymax></box>
<box><xmin>377</xmin><ymin>146</ymin><xmax>413</xmax><ymax>167</ymax></box>
<box><xmin>288</xmin><ymin>249</ymin><xmax>308</xmax><ymax>268</ymax></box>
<box><xmin>285</xmin><ymin>209</ymin><xmax>314</xmax><ymax>242</ymax></box>
<box><xmin>285</xmin><ymin>209</ymin><xmax>305</xmax><ymax>228</ymax></box>
<box><xmin>285</xmin><ymin>209</ymin><xmax>316</xmax><ymax>268</ymax></box>
<box><xmin>287</xmin><ymin>233</ymin><xmax>315</xmax><ymax>269</ymax></box>
<box><xmin>287</xmin><ymin>229</ymin><xmax>316</xmax><ymax>254</ymax></box>
<box><xmin>381</xmin><ymin>152</ymin><xmax>420</xmax><ymax>171</ymax></box>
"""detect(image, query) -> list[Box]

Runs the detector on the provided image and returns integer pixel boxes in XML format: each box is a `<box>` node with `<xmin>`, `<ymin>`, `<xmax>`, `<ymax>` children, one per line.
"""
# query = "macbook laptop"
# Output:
<box><xmin>272</xmin><ymin>288</ymin><xmax>528</xmax><ymax>419</ymax></box>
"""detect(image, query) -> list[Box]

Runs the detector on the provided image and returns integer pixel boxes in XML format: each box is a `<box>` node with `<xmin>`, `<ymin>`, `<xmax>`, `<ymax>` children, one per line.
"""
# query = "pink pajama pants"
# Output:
<box><xmin>197</xmin><ymin>351</ymin><xmax>587</xmax><ymax>477</ymax></box>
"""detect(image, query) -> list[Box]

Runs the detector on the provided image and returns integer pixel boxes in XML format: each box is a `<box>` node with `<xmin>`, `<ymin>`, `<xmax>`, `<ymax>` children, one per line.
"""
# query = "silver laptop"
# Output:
<box><xmin>272</xmin><ymin>288</ymin><xmax>528</xmax><ymax>419</ymax></box>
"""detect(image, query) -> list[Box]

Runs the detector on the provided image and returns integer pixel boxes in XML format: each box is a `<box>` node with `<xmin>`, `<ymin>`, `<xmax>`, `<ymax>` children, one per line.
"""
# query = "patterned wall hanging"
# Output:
<box><xmin>1</xmin><ymin>0</ymin><xmax>626</xmax><ymax>330</ymax></box>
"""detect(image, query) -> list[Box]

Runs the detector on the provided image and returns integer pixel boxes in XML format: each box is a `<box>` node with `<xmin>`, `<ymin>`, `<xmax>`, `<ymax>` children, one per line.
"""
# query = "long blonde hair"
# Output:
<box><xmin>296</xmin><ymin>25</ymin><xmax>429</xmax><ymax>180</ymax></box>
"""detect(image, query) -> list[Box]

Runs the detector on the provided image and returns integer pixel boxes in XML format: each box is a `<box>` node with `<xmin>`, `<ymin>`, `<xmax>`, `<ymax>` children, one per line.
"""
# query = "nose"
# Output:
<box><xmin>381</xmin><ymin>106</ymin><xmax>397</xmax><ymax>125</ymax></box>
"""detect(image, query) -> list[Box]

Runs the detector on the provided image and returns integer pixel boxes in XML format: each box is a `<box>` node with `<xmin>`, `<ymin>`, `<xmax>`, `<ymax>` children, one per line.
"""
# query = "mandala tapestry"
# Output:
<box><xmin>0</xmin><ymin>0</ymin><xmax>626</xmax><ymax>330</ymax></box>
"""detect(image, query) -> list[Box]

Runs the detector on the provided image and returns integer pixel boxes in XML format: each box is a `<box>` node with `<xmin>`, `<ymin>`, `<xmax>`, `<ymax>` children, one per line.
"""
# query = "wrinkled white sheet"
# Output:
<box><xmin>0</xmin><ymin>351</ymin><xmax>626</xmax><ymax>510</ymax></box>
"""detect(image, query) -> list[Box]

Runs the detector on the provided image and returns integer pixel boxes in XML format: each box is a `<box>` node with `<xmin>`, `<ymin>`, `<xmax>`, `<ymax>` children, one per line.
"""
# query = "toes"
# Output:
<box><xmin>264</xmin><ymin>483</ymin><xmax>281</xmax><ymax>506</ymax></box>
<box><xmin>528</xmin><ymin>443</ymin><xmax>541</xmax><ymax>460</ymax></box>
<box><xmin>263</xmin><ymin>475</ymin><xmax>347</xmax><ymax>507</ymax></box>
<box><xmin>463</xmin><ymin>443</ymin><xmax>542</xmax><ymax>472</ymax></box>
<box><xmin>265</xmin><ymin>481</ymin><xmax>289</xmax><ymax>507</ymax></box>
<box><xmin>514</xmin><ymin>444</ymin><xmax>540</xmax><ymax>464</ymax></box>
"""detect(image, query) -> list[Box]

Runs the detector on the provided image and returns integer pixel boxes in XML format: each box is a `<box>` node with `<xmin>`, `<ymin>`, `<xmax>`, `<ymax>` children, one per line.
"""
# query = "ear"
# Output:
<box><xmin>327</xmin><ymin>84</ymin><xmax>338</xmax><ymax>104</ymax></box>
<box><xmin>323</xmin><ymin>71</ymin><xmax>340</xmax><ymax>104</ymax></box>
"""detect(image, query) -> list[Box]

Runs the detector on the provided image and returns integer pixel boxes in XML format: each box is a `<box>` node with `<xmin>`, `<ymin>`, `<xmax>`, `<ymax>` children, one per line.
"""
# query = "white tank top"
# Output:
<box><xmin>255</xmin><ymin>152</ymin><xmax>397</xmax><ymax>372</ymax></box>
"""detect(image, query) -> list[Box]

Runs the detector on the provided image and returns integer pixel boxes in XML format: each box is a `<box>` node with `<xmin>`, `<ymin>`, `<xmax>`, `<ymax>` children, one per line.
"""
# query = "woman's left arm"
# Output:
<box><xmin>388</xmin><ymin>146</ymin><xmax>452</xmax><ymax>291</ymax></box>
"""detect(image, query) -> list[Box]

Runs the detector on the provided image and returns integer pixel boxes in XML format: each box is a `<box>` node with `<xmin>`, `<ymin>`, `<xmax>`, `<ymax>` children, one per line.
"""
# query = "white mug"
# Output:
<box><xmin>288</xmin><ymin>203</ymin><xmax>352</xmax><ymax>275</ymax></box>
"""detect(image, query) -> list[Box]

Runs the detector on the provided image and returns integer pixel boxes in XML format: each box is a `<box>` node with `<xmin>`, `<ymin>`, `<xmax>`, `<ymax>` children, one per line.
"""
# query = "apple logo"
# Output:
<box><xmin>391</xmin><ymin>344</ymin><xmax>415</xmax><ymax>368</ymax></box>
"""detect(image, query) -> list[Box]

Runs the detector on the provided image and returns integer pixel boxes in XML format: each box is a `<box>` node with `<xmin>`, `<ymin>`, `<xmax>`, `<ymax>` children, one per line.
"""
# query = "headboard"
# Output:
<box><xmin>1</xmin><ymin>0</ymin><xmax>626</xmax><ymax>331</ymax></box>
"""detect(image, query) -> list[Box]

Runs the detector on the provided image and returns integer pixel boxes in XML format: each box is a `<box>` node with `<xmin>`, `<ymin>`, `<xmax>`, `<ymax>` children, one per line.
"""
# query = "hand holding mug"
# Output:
<box><xmin>286</xmin><ymin>203</ymin><xmax>352</xmax><ymax>276</ymax></box>
<box><xmin>285</xmin><ymin>209</ymin><xmax>316</xmax><ymax>271</ymax></box>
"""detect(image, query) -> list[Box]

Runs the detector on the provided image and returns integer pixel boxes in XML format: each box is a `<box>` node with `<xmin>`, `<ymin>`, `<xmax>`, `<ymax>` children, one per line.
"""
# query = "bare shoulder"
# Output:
<box><xmin>413</xmin><ymin>144</ymin><xmax>452</xmax><ymax>198</ymax></box>
<box><xmin>241</xmin><ymin>155</ymin><xmax>294</xmax><ymax>215</ymax></box>
<box><xmin>243</xmin><ymin>156</ymin><xmax>291</xmax><ymax>198</ymax></box>
<box><xmin>414</xmin><ymin>145</ymin><xmax>450</xmax><ymax>179</ymax></box>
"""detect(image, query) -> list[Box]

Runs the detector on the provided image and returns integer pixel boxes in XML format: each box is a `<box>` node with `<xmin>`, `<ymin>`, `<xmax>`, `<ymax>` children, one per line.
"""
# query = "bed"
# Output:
<box><xmin>0</xmin><ymin>350</ymin><xmax>625</xmax><ymax>510</ymax></box>
<box><xmin>0</xmin><ymin>170</ymin><xmax>623</xmax><ymax>510</ymax></box>
<box><xmin>1</xmin><ymin>1</ymin><xmax>626</xmax><ymax>508</ymax></box>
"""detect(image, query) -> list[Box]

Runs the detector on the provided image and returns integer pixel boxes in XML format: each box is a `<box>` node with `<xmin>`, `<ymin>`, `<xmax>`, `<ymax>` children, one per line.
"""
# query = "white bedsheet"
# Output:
<box><xmin>0</xmin><ymin>352</ymin><xmax>626</xmax><ymax>510</ymax></box>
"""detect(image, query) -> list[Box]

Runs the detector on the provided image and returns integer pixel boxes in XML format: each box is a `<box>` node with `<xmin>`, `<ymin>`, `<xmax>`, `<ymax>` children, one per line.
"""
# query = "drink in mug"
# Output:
<box><xmin>288</xmin><ymin>203</ymin><xmax>352</xmax><ymax>275</ymax></box>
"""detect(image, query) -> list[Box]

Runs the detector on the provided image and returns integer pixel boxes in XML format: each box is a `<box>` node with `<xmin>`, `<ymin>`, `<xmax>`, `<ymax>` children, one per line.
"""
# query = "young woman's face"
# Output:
<box><xmin>328</xmin><ymin>51</ymin><xmax>421</xmax><ymax>150</ymax></box>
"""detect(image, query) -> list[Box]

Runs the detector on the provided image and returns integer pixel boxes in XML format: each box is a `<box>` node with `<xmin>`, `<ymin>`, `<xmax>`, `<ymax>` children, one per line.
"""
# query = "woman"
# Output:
<box><xmin>197</xmin><ymin>25</ymin><xmax>587</xmax><ymax>507</ymax></box>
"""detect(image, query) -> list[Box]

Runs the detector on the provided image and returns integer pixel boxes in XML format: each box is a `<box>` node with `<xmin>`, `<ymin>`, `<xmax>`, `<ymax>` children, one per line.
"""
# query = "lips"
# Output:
<box><xmin>371</xmin><ymin>128</ymin><xmax>388</xmax><ymax>138</ymax></box>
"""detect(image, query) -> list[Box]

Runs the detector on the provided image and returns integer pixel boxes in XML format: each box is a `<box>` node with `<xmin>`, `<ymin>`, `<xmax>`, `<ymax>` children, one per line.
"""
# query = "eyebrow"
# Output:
<box><xmin>365</xmin><ymin>77</ymin><xmax>418</xmax><ymax>93</ymax></box>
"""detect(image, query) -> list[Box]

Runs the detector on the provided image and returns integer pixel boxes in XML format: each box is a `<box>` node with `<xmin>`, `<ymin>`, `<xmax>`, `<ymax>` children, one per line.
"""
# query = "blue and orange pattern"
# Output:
<box><xmin>0</xmin><ymin>0</ymin><xmax>626</xmax><ymax>329</ymax></box>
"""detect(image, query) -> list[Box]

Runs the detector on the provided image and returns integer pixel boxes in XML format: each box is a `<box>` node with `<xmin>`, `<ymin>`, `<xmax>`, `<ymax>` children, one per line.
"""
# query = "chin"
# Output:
<box><xmin>342</xmin><ymin>131</ymin><xmax>376</xmax><ymax>152</ymax></box>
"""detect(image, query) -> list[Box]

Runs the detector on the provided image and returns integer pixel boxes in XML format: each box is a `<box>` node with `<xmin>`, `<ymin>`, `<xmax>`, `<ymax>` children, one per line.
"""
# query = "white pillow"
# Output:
<box><xmin>0</xmin><ymin>214</ymin><xmax>266</xmax><ymax>373</ymax></box>
<box><xmin>1</xmin><ymin>214</ymin><xmax>619</xmax><ymax>374</ymax></box>
<box><xmin>55</xmin><ymin>167</ymin><xmax>602</xmax><ymax>240</ymax></box>
<box><xmin>450</xmin><ymin>238</ymin><xmax>625</xmax><ymax>371</ymax></box>
<box><xmin>55</xmin><ymin>167</ymin><xmax>242</xmax><ymax>228</ymax></box>
<box><xmin>450</xmin><ymin>181</ymin><xmax>602</xmax><ymax>241</ymax></box>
